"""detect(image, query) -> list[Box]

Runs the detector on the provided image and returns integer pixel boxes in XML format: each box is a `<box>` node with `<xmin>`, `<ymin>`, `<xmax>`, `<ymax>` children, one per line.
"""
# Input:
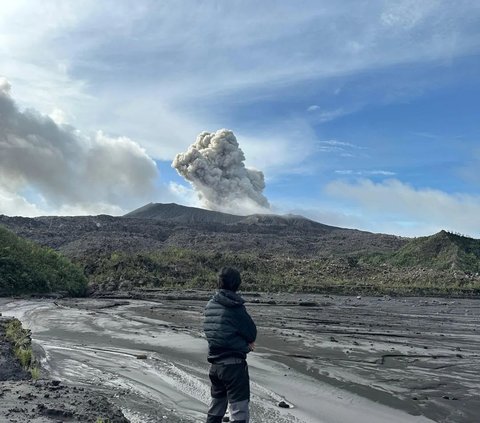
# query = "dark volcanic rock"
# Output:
<box><xmin>0</xmin><ymin>204</ymin><xmax>405</xmax><ymax>259</ymax></box>
<box><xmin>125</xmin><ymin>202</ymin><xmax>245</xmax><ymax>225</ymax></box>
<box><xmin>2</xmin><ymin>203</ymin><xmax>478</xmax><ymax>295</ymax></box>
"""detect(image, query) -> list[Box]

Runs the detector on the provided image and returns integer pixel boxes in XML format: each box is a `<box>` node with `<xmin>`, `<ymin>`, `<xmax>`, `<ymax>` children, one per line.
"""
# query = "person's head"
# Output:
<box><xmin>217</xmin><ymin>267</ymin><xmax>241</xmax><ymax>292</ymax></box>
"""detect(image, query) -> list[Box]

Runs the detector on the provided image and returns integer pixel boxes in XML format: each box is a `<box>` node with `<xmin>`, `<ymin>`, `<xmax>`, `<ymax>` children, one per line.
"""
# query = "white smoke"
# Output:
<box><xmin>172</xmin><ymin>129</ymin><xmax>270</xmax><ymax>215</ymax></box>
<box><xmin>0</xmin><ymin>77</ymin><xmax>158</xmax><ymax>215</ymax></box>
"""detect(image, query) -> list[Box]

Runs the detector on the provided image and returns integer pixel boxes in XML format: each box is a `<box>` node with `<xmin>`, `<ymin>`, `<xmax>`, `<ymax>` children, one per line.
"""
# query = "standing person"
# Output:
<box><xmin>203</xmin><ymin>267</ymin><xmax>257</xmax><ymax>423</ymax></box>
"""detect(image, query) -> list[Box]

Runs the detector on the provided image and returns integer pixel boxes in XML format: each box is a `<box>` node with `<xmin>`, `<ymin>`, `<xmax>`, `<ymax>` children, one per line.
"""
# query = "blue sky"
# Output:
<box><xmin>1</xmin><ymin>0</ymin><xmax>480</xmax><ymax>237</ymax></box>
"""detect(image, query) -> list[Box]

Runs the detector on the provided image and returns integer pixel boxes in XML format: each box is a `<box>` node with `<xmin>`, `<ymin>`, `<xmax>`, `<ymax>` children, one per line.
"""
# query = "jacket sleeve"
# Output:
<box><xmin>236</xmin><ymin>306</ymin><xmax>257</xmax><ymax>343</ymax></box>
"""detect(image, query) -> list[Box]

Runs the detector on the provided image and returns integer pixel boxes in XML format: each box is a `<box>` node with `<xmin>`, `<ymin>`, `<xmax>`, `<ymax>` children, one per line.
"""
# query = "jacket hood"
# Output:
<box><xmin>213</xmin><ymin>289</ymin><xmax>245</xmax><ymax>308</ymax></box>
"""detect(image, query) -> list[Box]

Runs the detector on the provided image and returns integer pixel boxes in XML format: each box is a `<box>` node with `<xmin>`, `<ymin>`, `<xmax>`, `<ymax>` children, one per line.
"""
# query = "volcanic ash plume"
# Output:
<box><xmin>172</xmin><ymin>129</ymin><xmax>270</xmax><ymax>214</ymax></box>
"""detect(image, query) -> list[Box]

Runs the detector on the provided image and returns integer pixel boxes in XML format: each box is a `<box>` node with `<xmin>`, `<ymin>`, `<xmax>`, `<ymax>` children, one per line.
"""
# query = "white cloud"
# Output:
<box><xmin>0</xmin><ymin>183</ymin><xmax>127</xmax><ymax>217</ymax></box>
<box><xmin>368</xmin><ymin>170</ymin><xmax>396</xmax><ymax>176</ymax></box>
<box><xmin>1</xmin><ymin>1</ymin><xmax>479</xmax><ymax>222</ymax></box>
<box><xmin>83</xmin><ymin>94</ymin><xmax>202</xmax><ymax>161</ymax></box>
<box><xmin>316</xmin><ymin>139</ymin><xmax>366</xmax><ymax>158</ymax></box>
<box><xmin>307</xmin><ymin>107</ymin><xmax>351</xmax><ymax>123</ymax></box>
<box><xmin>0</xmin><ymin>0</ymin><xmax>91</xmax><ymax>118</ymax></box>
<box><xmin>325</xmin><ymin>178</ymin><xmax>480</xmax><ymax>237</ymax></box>
<box><xmin>48</xmin><ymin>108</ymin><xmax>68</xmax><ymax>125</ymax></box>
<box><xmin>240</xmin><ymin>123</ymin><xmax>319</xmax><ymax>178</ymax></box>
<box><xmin>316</xmin><ymin>108</ymin><xmax>349</xmax><ymax>123</ymax></box>
<box><xmin>1</xmin><ymin>0</ymin><xmax>479</xmax><ymax>166</ymax></box>
<box><xmin>334</xmin><ymin>170</ymin><xmax>396</xmax><ymax>176</ymax></box>
<box><xmin>320</xmin><ymin>140</ymin><xmax>360</xmax><ymax>148</ymax></box>
<box><xmin>381</xmin><ymin>0</ymin><xmax>438</xmax><ymax>30</ymax></box>
<box><xmin>55</xmin><ymin>202</ymin><xmax>125</xmax><ymax>217</ymax></box>
<box><xmin>273</xmin><ymin>199</ymin><xmax>369</xmax><ymax>231</ymax></box>
<box><xmin>0</xmin><ymin>185</ymin><xmax>44</xmax><ymax>217</ymax></box>
<box><xmin>0</xmin><ymin>78</ymin><xmax>178</xmax><ymax>216</ymax></box>
<box><xmin>167</xmin><ymin>182</ymin><xmax>200</xmax><ymax>208</ymax></box>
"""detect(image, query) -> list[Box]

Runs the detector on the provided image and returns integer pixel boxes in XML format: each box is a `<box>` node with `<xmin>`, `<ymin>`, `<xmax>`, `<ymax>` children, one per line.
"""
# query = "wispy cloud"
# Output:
<box><xmin>320</xmin><ymin>140</ymin><xmax>361</xmax><ymax>148</ymax></box>
<box><xmin>316</xmin><ymin>140</ymin><xmax>366</xmax><ymax>158</ymax></box>
<box><xmin>2</xmin><ymin>1</ymin><xmax>479</xmax><ymax>162</ymax></box>
<box><xmin>335</xmin><ymin>170</ymin><xmax>396</xmax><ymax>176</ymax></box>
<box><xmin>325</xmin><ymin>178</ymin><xmax>480</xmax><ymax>237</ymax></box>
<box><xmin>240</xmin><ymin>122</ymin><xmax>319</xmax><ymax>178</ymax></box>
<box><xmin>306</xmin><ymin>106</ymin><xmax>351</xmax><ymax>123</ymax></box>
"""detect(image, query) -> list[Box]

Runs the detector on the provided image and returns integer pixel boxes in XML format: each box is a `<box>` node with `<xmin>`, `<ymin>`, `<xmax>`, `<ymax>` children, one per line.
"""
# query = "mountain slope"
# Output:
<box><xmin>389</xmin><ymin>230</ymin><xmax>480</xmax><ymax>273</ymax></box>
<box><xmin>126</xmin><ymin>202</ymin><xmax>371</xmax><ymax>233</ymax></box>
<box><xmin>0</xmin><ymin>226</ymin><xmax>87</xmax><ymax>296</ymax></box>
<box><xmin>125</xmin><ymin>202</ymin><xmax>245</xmax><ymax>225</ymax></box>
<box><xmin>1</xmin><ymin>205</ymin><xmax>479</xmax><ymax>296</ymax></box>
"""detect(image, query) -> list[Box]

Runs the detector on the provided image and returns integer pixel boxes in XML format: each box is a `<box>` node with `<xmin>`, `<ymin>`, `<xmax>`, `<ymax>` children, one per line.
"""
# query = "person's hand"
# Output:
<box><xmin>248</xmin><ymin>342</ymin><xmax>256</xmax><ymax>351</ymax></box>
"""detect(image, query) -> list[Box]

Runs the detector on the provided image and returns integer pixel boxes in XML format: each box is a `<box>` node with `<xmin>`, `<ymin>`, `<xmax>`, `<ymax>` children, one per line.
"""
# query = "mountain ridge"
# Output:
<box><xmin>389</xmin><ymin>230</ymin><xmax>480</xmax><ymax>272</ymax></box>
<box><xmin>124</xmin><ymin>202</ymin><xmax>245</xmax><ymax>225</ymax></box>
<box><xmin>124</xmin><ymin>202</ymin><xmax>340</xmax><ymax>232</ymax></box>
<box><xmin>1</xmin><ymin>203</ymin><xmax>479</xmax><ymax>296</ymax></box>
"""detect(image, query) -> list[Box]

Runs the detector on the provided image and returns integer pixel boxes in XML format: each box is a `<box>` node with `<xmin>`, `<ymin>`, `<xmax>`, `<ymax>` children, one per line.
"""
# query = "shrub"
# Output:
<box><xmin>0</xmin><ymin>226</ymin><xmax>88</xmax><ymax>296</ymax></box>
<box><xmin>4</xmin><ymin>319</ymin><xmax>39</xmax><ymax>378</ymax></box>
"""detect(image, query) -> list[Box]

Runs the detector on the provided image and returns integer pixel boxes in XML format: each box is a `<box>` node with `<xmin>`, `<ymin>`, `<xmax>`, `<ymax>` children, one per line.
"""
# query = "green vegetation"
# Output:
<box><xmin>0</xmin><ymin>226</ymin><xmax>88</xmax><ymax>296</ymax></box>
<box><xmin>387</xmin><ymin>230</ymin><xmax>480</xmax><ymax>272</ymax></box>
<box><xmin>4</xmin><ymin>319</ymin><xmax>40</xmax><ymax>379</ymax></box>
<box><xmin>85</xmin><ymin>246</ymin><xmax>480</xmax><ymax>296</ymax></box>
<box><xmin>96</xmin><ymin>419</ymin><xmax>110</xmax><ymax>423</ymax></box>
<box><xmin>30</xmin><ymin>366</ymin><xmax>40</xmax><ymax>380</ymax></box>
<box><xmin>2</xmin><ymin>219</ymin><xmax>479</xmax><ymax>297</ymax></box>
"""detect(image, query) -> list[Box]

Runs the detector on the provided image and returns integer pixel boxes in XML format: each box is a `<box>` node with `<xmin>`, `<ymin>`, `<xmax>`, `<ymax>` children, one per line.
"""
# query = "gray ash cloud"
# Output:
<box><xmin>172</xmin><ymin>129</ymin><xmax>270</xmax><ymax>214</ymax></box>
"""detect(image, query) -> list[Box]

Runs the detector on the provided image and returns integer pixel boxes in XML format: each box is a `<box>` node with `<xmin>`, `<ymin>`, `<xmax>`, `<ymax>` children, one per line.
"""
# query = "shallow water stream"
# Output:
<box><xmin>1</xmin><ymin>294</ymin><xmax>478</xmax><ymax>422</ymax></box>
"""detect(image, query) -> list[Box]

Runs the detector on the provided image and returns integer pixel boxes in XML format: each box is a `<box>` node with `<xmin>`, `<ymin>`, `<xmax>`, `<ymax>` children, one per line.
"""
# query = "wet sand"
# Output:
<box><xmin>0</xmin><ymin>293</ymin><xmax>478</xmax><ymax>422</ymax></box>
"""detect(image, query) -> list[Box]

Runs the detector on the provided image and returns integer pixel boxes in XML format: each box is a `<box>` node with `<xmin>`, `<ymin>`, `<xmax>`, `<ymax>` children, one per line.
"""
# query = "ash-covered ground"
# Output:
<box><xmin>0</xmin><ymin>293</ymin><xmax>479</xmax><ymax>422</ymax></box>
<box><xmin>0</xmin><ymin>316</ymin><xmax>129</xmax><ymax>423</ymax></box>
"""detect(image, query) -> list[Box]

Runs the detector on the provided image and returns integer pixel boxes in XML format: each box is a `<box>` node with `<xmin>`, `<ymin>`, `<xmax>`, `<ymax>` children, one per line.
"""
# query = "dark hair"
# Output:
<box><xmin>217</xmin><ymin>267</ymin><xmax>241</xmax><ymax>292</ymax></box>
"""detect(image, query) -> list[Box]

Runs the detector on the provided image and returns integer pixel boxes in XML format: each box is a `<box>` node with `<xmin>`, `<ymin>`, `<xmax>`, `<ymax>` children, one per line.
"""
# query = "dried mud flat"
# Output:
<box><xmin>0</xmin><ymin>292</ymin><xmax>479</xmax><ymax>422</ymax></box>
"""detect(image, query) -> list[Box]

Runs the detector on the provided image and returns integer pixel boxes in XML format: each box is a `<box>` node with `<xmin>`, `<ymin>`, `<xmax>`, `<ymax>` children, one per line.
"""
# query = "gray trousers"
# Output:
<box><xmin>206</xmin><ymin>359</ymin><xmax>250</xmax><ymax>423</ymax></box>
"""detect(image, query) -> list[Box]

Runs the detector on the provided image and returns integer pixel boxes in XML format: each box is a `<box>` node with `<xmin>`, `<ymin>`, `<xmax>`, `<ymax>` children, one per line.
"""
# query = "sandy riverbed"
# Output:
<box><xmin>0</xmin><ymin>293</ymin><xmax>479</xmax><ymax>422</ymax></box>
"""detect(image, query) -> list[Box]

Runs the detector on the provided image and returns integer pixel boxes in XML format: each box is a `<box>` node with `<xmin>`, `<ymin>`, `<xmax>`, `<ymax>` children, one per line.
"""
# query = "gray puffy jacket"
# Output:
<box><xmin>204</xmin><ymin>289</ymin><xmax>257</xmax><ymax>363</ymax></box>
